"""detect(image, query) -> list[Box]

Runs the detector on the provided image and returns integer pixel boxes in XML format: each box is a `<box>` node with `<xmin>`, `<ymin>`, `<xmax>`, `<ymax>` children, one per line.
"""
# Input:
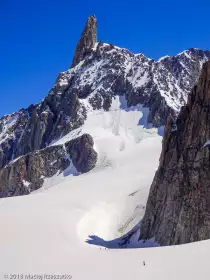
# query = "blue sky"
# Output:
<box><xmin>0</xmin><ymin>0</ymin><xmax>209</xmax><ymax>116</ymax></box>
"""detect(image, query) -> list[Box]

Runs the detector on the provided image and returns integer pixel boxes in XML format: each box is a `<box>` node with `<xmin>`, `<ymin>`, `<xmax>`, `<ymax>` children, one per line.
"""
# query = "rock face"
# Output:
<box><xmin>0</xmin><ymin>87</ymin><xmax>87</xmax><ymax>169</ymax></box>
<box><xmin>0</xmin><ymin>134</ymin><xmax>97</xmax><ymax>198</ymax></box>
<box><xmin>140</xmin><ymin>61</ymin><xmax>210</xmax><ymax>245</ymax></box>
<box><xmin>66</xmin><ymin>134</ymin><xmax>97</xmax><ymax>173</ymax></box>
<box><xmin>71</xmin><ymin>15</ymin><xmax>97</xmax><ymax>68</ymax></box>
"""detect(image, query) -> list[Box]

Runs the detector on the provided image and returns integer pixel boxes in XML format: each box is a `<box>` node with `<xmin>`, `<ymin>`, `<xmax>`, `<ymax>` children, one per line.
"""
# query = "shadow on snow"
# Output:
<box><xmin>86</xmin><ymin>221</ymin><xmax>159</xmax><ymax>249</ymax></box>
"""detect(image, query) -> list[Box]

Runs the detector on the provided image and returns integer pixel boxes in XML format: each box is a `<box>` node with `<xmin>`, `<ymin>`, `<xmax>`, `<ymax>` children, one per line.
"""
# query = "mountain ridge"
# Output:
<box><xmin>0</xmin><ymin>15</ymin><xmax>210</xmax><ymax>197</ymax></box>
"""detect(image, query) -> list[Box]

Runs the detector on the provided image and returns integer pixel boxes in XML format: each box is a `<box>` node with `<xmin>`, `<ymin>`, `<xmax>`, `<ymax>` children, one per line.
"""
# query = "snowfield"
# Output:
<box><xmin>0</xmin><ymin>99</ymin><xmax>210</xmax><ymax>280</ymax></box>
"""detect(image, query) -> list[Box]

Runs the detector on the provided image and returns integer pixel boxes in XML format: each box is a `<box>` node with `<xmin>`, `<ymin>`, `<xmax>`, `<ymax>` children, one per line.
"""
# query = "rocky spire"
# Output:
<box><xmin>71</xmin><ymin>15</ymin><xmax>97</xmax><ymax>68</ymax></box>
<box><xmin>140</xmin><ymin>61</ymin><xmax>210</xmax><ymax>246</ymax></box>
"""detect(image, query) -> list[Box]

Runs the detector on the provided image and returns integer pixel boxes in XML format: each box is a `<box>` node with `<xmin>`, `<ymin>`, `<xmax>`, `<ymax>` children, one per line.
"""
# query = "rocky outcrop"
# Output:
<box><xmin>0</xmin><ymin>145</ymin><xmax>68</xmax><ymax>197</ymax></box>
<box><xmin>140</xmin><ymin>61</ymin><xmax>210</xmax><ymax>245</ymax></box>
<box><xmin>71</xmin><ymin>15</ymin><xmax>97</xmax><ymax>68</ymax></box>
<box><xmin>0</xmin><ymin>134</ymin><xmax>97</xmax><ymax>198</ymax></box>
<box><xmin>66</xmin><ymin>134</ymin><xmax>97</xmax><ymax>173</ymax></box>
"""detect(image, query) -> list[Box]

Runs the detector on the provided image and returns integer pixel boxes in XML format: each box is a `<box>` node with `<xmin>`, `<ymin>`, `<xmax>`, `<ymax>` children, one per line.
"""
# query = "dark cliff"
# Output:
<box><xmin>140</xmin><ymin>61</ymin><xmax>210</xmax><ymax>245</ymax></box>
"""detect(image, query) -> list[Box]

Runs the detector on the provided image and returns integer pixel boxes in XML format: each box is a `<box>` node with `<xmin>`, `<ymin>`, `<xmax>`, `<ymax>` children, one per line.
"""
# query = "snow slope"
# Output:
<box><xmin>0</xmin><ymin>101</ymin><xmax>210</xmax><ymax>280</ymax></box>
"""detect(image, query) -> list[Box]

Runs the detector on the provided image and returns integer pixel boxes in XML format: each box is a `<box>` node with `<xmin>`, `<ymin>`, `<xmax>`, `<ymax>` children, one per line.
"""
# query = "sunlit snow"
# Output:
<box><xmin>0</xmin><ymin>97</ymin><xmax>210</xmax><ymax>280</ymax></box>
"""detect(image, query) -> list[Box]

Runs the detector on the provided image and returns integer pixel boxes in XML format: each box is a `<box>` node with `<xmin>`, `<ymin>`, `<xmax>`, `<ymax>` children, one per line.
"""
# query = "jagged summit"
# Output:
<box><xmin>71</xmin><ymin>15</ymin><xmax>97</xmax><ymax>68</ymax></box>
<box><xmin>0</xmin><ymin>16</ymin><xmax>209</xmax><ymax>197</ymax></box>
<box><xmin>140</xmin><ymin>61</ymin><xmax>210</xmax><ymax>245</ymax></box>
